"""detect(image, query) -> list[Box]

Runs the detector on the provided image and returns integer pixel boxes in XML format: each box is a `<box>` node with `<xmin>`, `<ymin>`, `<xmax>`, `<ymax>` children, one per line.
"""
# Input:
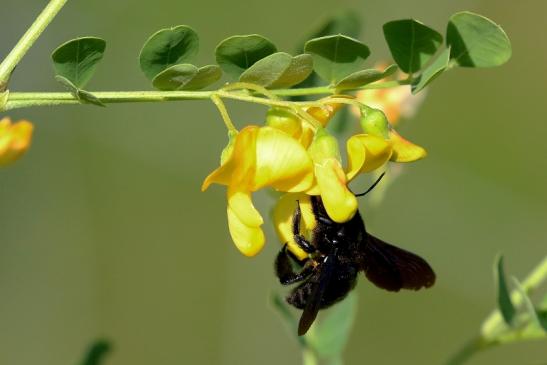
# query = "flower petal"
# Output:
<box><xmin>227</xmin><ymin>205</ymin><xmax>265</xmax><ymax>257</ymax></box>
<box><xmin>298</xmin><ymin>122</ymin><xmax>315</xmax><ymax>149</ymax></box>
<box><xmin>315</xmin><ymin>159</ymin><xmax>357</xmax><ymax>223</ymax></box>
<box><xmin>201</xmin><ymin>126</ymin><xmax>258</xmax><ymax>191</ymax></box>
<box><xmin>273</xmin><ymin>193</ymin><xmax>316</xmax><ymax>260</ymax></box>
<box><xmin>346</xmin><ymin>134</ymin><xmax>392</xmax><ymax>181</ymax></box>
<box><xmin>253</xmin><ymin>126</ymin><xmax>314</xmax><ymax>192</ymax></box>
<box><xmin>227</xmin><ymin>187</ymin><xmax>263</xmax><ymax>227</ymax></box>
<box><xmin>306</xmin><ymin>101</ymin><xmax>344</xmax><ymax>127</ymax></box>
<box><xmin>389</xmin><ymin>130</ymin><xmax>427</xmax><ymax>162</ymax></box>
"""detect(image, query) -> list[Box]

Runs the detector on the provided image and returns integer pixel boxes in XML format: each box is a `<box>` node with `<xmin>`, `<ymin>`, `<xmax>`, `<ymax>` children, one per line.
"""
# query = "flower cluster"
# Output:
<box><xmin>202</xmin><ymin>99</ymin><xmax>426</xmax><ymax>257</ymax></box>
<box><xmin>0</xmin><ymin>117</ymin><xmax>34</xmax><ymax>167</ymax></box>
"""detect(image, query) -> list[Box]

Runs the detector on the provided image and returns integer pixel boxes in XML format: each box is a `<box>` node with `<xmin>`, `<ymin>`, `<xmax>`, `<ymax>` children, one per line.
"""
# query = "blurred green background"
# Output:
<box><xmin>1</xmin><ymin>0</ymin><xmax>546</xmax><ymax>364</ymax></box>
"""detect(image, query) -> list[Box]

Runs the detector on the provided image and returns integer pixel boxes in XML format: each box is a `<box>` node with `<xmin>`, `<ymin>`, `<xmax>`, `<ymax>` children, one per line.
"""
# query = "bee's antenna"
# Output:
<box><xmin>354</xmin><ymin>171</ymin><xmax>386</xmax><ymax>197</ymax></box>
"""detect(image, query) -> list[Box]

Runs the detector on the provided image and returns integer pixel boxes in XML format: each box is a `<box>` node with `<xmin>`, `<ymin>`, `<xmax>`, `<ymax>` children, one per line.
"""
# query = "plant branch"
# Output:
<box><xmin>0</xmin><ymin>0</ymin><xmax>69</xmax><ymax>89</ymax></box>
<box><xmin>445</xmin><ymin>337</ymin><xmax>491</xmax><ymax>365</ymax></box>
<box><xmin>3</xmin><ymin>79</ymin><xmax>411</xmax><ymax>112</ymax></box>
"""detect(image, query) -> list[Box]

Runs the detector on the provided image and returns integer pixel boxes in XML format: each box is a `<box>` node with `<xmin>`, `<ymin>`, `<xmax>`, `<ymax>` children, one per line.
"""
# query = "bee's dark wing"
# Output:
<box><xmin>298</xmin><ymin>254</ymin><xmax>337</xmax><ymax>336</ymax></box>
<box><xmin>362</xmin><ymin>234</ymin><xmax>435</xmax><ymax>292</ymax></box>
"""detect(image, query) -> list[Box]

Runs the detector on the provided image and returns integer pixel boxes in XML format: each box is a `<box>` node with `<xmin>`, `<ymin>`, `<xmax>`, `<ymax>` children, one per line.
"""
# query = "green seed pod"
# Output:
<box><xmin>265</xmin><ymin>108</ymin><xmax>302</xmax><ymax>138</ymax></box>
<box><xmin>359</xmin><ymin>105</ymin><xmax>389</xmax><ymax>138</ymax></box>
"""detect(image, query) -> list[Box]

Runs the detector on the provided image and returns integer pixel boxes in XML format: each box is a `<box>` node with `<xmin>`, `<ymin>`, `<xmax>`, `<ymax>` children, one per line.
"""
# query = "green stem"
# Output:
<box><xmin>0</xmin><ymin>0</ymin><xmax>68</xmax><ymax>89</ymax></box>
<box><xmin>302</xmin><ymin>349</ymin><xmax>319</xmax><ymax>365</ymax></box>
<box><xmin>481</xmin><ymin>256</ymin><xmax>547</xmax><ymax>338</ymax></box>
<box><xmin>210</xmin><ymin>94</ymin><xmax>236</xmax><ymax>132</ymax></box>
<box><xmin>3</xmin><ymin>79</ymin><xmax>411</xmax><ymax>111</ymax></box>
<box><xmin>445</xmin><ymin>337</ymin><xmax>491</xmax><ymax>365</ymax></box>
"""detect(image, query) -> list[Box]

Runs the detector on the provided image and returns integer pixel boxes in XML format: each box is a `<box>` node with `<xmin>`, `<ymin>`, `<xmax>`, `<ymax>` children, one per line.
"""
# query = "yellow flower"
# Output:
<box><xmin>203</xmin><ymin>98</ymin><xmax>426</xmax><ymax>258</ymax></box>
<box><xmin>202</xmin><ymin>125</ymin><xmax>314</xmax><ymax>257</ymax></box>
<box><xmin>307</xmin><ymin>128</ymin><xmax>357</xmax><ymax>223</ymax></box>
<box><xmin>350</xmin><ymin>104</ymin><xmax>427</xmax><ymax>173</ymax></box>
<box><xmin>0</xmin><ymin>117</ymin><xmax>34</xmax><ymax>167</ymax></box>
<box><xmin>273</xmin><ymin>106</ymin><xmax>427</xmax><ymax>259</ymax></box>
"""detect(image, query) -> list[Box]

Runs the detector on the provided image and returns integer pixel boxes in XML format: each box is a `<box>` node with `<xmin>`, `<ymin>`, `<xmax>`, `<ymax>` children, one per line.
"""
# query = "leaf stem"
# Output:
<box><xmin>0</xmin><ymin>0</ymin><xmax>69</xmax><ymax>89</ymax></box>
<box><xmin>302</xmin><ymin>349</ymin><xmax>319</xmax><ymax>365</ymax></box>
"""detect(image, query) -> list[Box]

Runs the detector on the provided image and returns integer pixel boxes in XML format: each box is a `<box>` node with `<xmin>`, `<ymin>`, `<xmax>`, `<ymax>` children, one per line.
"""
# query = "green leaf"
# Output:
<box><xmin>512</xmin><ymin>278</ymin><xmax>547</xmax><ymax>331</ymax></box>
<box><xmin>305</xmin><ymin>35</ymin><xmax>370</xmax><ymax>84</ymax></box>
<box><xmin>239</xmin><ymin>52</ymin><xmax>290</xmax><ymax>86</ymax></box>
<box><xmin>296</xmin><ymin>10</ymin><xmax>361</xmax><ymax>53</ymax></box>
<box><xmin>305</xmin><ymin>291</ymin><xmax>357</xmax><ymax>359</ymax></box>
<box><xmin>271</xmin><ymin>293</ymin><xmax>307</xmax><ymax>348</ymax></box>
<box><xmin>239</xmin><ymin>52</ymin><xmax>313</xmax><ymax>88</ymax></box>
<box><xmin>412</xmin><ymin>47</ymin><xmax>450</xmax><ymax>93</ymax></box>
<box><xmin>215</xmin><ymin>34</ymin><xmax>277</xmax><ymax>79</ymax></box>
<box><xmin>538</xmin><ymin>310</ymin><xmax>547</xmax><ymax>332</ymax></box>
<box><xmin>55</xmin><ymin>75</ymin><xmax>105</xmax><ymax>107</ymax></box>
<box><xmin>291</xmin><ymin>10</ymin><xmax>362</xmax><ymax>101</ymax></box>
<box><xmin>335</xmin><ymin>64</ymin><xmax>398</xmax><ymax>90</ymax></box>
<box><xmin>271</xmin><ymin>54</ymin><xmax>313</xmax><ymax>88</ymax></box>
<box><xmin>383</xmin><ymin>19</ymin><xmax>442</xmax><ymax>74</ymax></box>
<box><xmin>51</xmin><ymin>37</ymin><xmax>106</xmax><ymax>89</ymax></box>
<box><xmin>495</xmin><ymin>255</ymin><xmax>516</xmax><ymax>326</ymax></box>
<box><xmin>139</xmin><ymin>25</ymin><xmax>199</xmax><ymax>80</ymax></box>
<box><xmin>184</xmin><ymin>65</ymin><xmax>222</xmax><ymax>90</ymax></box>
<box><xmin>540</xmin><ymin>293</ymin><xmax>547</xmax><ymax>310</ymax></box>
<box><xmin>152</xmin><ymin>64</ymin><xmax>197</xmax><ymax>90</ymax></box>
<box><xmin>80</xmin><ymin>339</ymin><xmax>112</xmax><ymax>365</ymax></box>
<box><xmin>446</xmin><ymin>12</ymin><xmax>512</xmax><ymax>68</ymax></box>
<box><xmin>152</xmin><ymin>64</ymin><xmax>221</xmax><ymax>90</ymax></box>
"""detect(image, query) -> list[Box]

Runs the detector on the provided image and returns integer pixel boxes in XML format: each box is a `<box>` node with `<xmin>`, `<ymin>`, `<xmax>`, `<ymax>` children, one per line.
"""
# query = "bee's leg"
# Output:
<box><xmin>310</xmin><ymin>196</ymin><xmax>334</xmax><ymax>226</ymax></box>
<box><xmin>292</xmin><ymin>200</ymin><xmax>316</xmax><ymax>254</ymax></box>
<box><xmin>275</xmin><ymin>244</ymin><xmax>315</xmax><ymax>285</ymax></box>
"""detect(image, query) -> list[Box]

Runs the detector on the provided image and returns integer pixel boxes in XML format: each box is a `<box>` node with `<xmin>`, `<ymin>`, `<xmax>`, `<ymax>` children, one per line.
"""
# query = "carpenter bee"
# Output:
<box><xmin>274</xmin><ymin>173</ymin><xmax>436</xmax><ymax>335</ymax></box>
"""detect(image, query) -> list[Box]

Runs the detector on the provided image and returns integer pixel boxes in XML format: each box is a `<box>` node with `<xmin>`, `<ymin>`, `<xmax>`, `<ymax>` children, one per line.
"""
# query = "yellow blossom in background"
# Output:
<box><xmin>352</xmin><ymin>64</ymin><xmax>426</xmax><ymax>126</ymax></box>
<box><xmin>0</xmin><ymin>117</ymin><xmax>34</xmax><ymax>167</ymax></box>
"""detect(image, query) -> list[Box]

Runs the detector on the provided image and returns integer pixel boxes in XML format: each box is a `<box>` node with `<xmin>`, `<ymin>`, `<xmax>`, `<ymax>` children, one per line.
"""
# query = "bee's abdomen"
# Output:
<box><xmin>286</xmin><ymin>266</ymin><xmax>359</xmax><ymax>310</ymax></box>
